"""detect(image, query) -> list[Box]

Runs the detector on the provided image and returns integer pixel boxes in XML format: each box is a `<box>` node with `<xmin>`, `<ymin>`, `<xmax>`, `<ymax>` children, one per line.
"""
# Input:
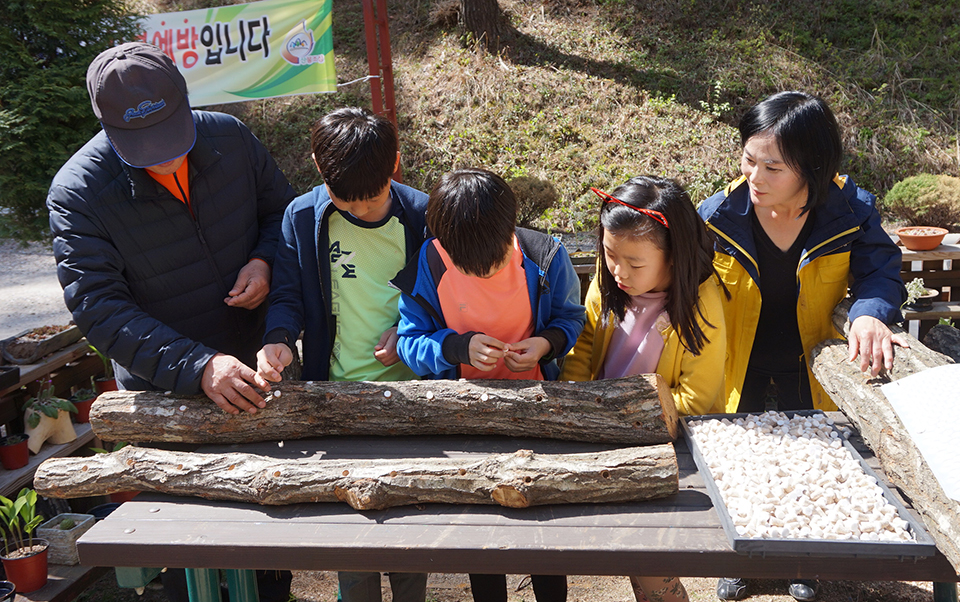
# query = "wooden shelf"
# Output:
<box><xmin>13</xmin><ymin>564</ymin><xmax>108</xmax><ymax>602</ymax></box>
<box><xmin>903</xmin><ymin>301</ymin><xmax>960</xmax><ymax>322</ymax></box>
<box><xmin>0</xmin><ymin>423</ymin><xmax>95</xmax><ymax>499</ymax></box>
<box><xmin>0</xmin><ymin>340</ymin><xmax>94</xmax><ymax>398</ymax></box>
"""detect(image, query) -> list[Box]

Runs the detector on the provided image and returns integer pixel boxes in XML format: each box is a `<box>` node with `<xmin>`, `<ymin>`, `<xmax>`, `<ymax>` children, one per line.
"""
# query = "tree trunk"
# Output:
<box><xmin>34</xmin><ymin>444</ymin><xmax>679</xmax><ymax>510</ymax></box>
<box><xmin>811</xmin><ymin>300</ymin><xmax>960</xmax><ymax>575</ymax></box>
<box><xmin>90</xmin><ymin>375</ymin><xmax>678</xmax><ymax>446</ymax></box>
<box><xmin>460</xmin><ymin>0</ymin><xmax>502</xmax><ymax>50</ymax></box>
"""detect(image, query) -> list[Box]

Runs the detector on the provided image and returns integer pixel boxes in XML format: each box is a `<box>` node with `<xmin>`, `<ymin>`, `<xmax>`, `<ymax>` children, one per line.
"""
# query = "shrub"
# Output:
<box><xmin>879</xmin><ymin>174</ymin><xmax>960</xmax><ymax>230</ymax></box>
<box><xmin>508</xmin><ymin>176</ymin><xmax>559</xmax><ymax>228</ymax></box>
<box><xmin>0</xmin><ymin>0</ymin><xmax>139</xmax><ymax>240</ymax></box>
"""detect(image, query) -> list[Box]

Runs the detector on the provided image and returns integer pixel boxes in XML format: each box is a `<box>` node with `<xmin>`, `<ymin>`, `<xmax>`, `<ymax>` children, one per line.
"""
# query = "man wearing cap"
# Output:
<box><xmin>47</xmin><ymin>42</ymin><xmax>296</xmax><ymax>415</ymax></box>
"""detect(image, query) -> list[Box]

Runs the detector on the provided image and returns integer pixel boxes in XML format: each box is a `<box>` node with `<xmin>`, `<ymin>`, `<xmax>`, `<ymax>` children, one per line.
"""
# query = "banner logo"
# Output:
<box><xmin>281</xmin><ymin>20</ymin><xmax>315</xmax><ymax>65</ymax></box>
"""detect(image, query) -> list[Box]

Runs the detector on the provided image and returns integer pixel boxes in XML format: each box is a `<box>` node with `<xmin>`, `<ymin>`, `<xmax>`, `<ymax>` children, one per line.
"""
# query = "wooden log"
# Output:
<box><xmin>811</xmin><ymin>300</ymin><xmax>960</xmax><ymax>575</ymax></box>
<box><xmin>923</xmin><ymin>323</ymin><xmax>960</xmax><ymax>363</ymax></box>
<box><xmin>90</xmin><ymin>375</ymin><xmax>677</xmax><ymax>446</ymax></box>
<box><xmin>34</xmin><ymin>444</ymin><xmax>679</xmax><ymax>510</ymax></box>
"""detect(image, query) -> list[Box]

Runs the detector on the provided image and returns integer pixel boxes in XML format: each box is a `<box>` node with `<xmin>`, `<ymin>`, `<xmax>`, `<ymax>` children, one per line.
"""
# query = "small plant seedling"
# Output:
<box><xmin>903</xmin><ymin>277</ymin><xmax>928</xmax><ymax>307</ymax></box>
<box><xmin>90</xmin><ymin>441</ymin><xmax>129</xmax><ymax>454</ymax></box>
<box><xmin>24</xmin><ymin>380</ymin><xmax>77</xmax><ymax>429</ymax></box>
<box><xmin>58</xmin><ymin>518</ymin><xmax>75</xmax><ymax>530</ymax></box>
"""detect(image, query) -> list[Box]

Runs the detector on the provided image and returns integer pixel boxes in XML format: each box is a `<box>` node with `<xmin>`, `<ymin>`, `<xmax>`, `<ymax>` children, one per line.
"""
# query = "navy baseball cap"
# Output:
<box><xmin>86</xmin><ymin>42</ymin><xmax>196</xmax><ymax>168</ymax></box>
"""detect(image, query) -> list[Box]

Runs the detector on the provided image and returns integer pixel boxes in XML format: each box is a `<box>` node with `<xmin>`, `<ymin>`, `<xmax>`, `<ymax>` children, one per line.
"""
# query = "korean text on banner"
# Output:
<box><xmin>139</xmin><ymin>0</ymin><xmax>336</xmax><ymax>106</ymax></box>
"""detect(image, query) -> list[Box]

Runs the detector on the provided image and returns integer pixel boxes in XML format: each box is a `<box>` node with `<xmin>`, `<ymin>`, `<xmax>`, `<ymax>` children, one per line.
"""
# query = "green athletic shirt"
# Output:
<box><xmin>327</xmin><ymin>201</ymin><xmax>418</xmax><ymax>382</ymax></box>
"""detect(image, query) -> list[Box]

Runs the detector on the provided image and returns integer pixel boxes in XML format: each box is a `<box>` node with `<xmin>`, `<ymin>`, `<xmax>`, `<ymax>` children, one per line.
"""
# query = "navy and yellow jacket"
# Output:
<box><xmin>697</xmin><ymin>175</ymin><xmax>905</xmax><ymax>412</ymax></box>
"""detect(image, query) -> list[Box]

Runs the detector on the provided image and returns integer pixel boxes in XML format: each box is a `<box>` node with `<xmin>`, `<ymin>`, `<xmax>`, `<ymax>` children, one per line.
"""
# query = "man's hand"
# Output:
<box><xmin>504</xmin><ymin>337</ymin><xmax>551</xmax><ymax>372</ymax></box>
<box><xmin>374</xmin><ymin>327</ymin><xmax>401</xmax><ymax>367</ymax></box>
<box><xmin>257</xmin><ymin>343</ymin><xmax>293</xmax><ymax>383</ymax></box>
<box><xmin>225</xmin><ymin>259</ymin><xmax>271</xmax><ymax>309</ymax></box>
<box><xmin>468</xmin><ymin>334</ymin><xmax>508</xmax><ymax>371</ymax></box>
<box><xmin>848</xmin><ymin>315</ymin><xmax>909</xmax><ymax>377</ymax></box>
<box><xmin>202</xmin><ymin>353</ymin><xmax>270</xmax><ymax>414</ymax></box>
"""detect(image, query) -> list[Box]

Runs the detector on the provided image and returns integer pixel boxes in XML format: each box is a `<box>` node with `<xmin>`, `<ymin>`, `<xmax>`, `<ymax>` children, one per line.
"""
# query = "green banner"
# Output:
<box><xmin>138</xmin><ymin>0</ymin><xmax>336</xmax><ymax>106</ymax></box>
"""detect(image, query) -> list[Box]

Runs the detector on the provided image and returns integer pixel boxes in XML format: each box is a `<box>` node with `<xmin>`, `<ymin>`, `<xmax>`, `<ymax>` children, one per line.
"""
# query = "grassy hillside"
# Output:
<box><xmin>147</xmin><ymin>0</ymin><xmax>960</xmax><ymax>232</ymax></box>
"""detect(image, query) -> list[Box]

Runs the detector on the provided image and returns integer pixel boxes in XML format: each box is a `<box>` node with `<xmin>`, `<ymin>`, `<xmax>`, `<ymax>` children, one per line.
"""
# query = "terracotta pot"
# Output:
<box><xmin>109</xmin><ymin>490</ymin><xmax>139</xmax><ymax>503</ymax></box>
<box><xmin>1</xmin><ymin>539</ymin><xmax>49</xmax><ymax>592</ymax></box>
<box><xmin>94</xmin><ymin>378</ymin><xmax>117</xmax><ymax>395</ymax></box>
<box><xmin>72</xmin><ymin>398</ymin><xmax>95</xmax><ymax>424</ymax></box>
<box><xmin>896</xmin><ymin>226</ymin><xmax>948</xmax><ymax>251</ymax></box>
<box><xmin>0</xmin><ymin>435</ymin><xmax>29</xmax><ymax>470</ymax></box>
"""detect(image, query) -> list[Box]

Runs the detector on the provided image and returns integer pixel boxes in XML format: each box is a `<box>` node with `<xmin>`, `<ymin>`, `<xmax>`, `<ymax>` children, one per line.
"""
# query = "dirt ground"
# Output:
<box><xmin>71</xmin><ymin>570</ymin><xmax>938</xmax><ymax>602</ymax></box>
<box><xmin>0</xmin><ymin>240</ymin><xmax>72</xmax><ymax>340</ymax></box>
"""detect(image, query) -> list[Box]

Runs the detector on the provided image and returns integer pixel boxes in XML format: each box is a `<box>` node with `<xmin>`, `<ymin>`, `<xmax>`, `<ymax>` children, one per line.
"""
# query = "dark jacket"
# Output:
<box><xmin>263</xmin><ymin>182</ymin><xmax>429</xmax><ymax>381</ymax></box>
<box><xmin>47</xmin><ymin>111</ymin><xmax>295</xmax><ymax>393</ymax></box>
<box><xmin>392</xmin><ymin>228</ymin><xmax>586</xmax><ymax>380</ymax></box>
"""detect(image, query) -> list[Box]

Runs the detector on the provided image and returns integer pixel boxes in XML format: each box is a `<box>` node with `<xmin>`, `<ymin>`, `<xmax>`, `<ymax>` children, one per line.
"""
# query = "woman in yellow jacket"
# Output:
<box><xmin>560</xmin><ymin>176</ymin><xmax>727</xmax><ymax>602</ymax></box>
<box><xmin>697</xmin><ymin>93</ymin><xmax>906</xmax><ymax>602</ymax></box>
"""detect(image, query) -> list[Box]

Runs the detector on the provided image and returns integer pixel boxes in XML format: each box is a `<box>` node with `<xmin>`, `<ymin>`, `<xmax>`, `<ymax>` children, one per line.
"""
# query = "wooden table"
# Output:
<box><xmin>75</xmin><ymin>417</ymin><xmax>958</xmax><ymax>602</ymax></box>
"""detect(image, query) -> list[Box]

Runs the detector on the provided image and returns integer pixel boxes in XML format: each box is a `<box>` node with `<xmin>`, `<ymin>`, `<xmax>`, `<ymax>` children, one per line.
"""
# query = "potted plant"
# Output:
<box><xmin>896</xmin><ymin>226</ymin><xmax>949</xmax><ymax>251</ymax></box>
<box><xmin>904</xmin><ymin>277</ymin><xmax>940</xmax><ymax>311</ymax></box>
<box><xmin>88</xmin><ymin>345</ymin><xmax>117</xmax><ymax>394</ymax></box>
<box><xmin>90</xmin><ymin>442</ymin><xmax>138</xmax><ymax>502</ymax></box>
<box><xmin>0</xmin><ymin>488</ymin><xmax>49</xmax><ymax>592</ymax></box>
<box><xmin>23</xmin><ymin>381</ymin><xmax>77</xmax><ymax>454</ymax></box>
<box><xmin>0</xmin><ymin>434</ymin><xmax>30</xmax><ymax>470</ymax></box>
<box><xmin>69</xmin><ymin>386</ymin><xmax>97</xmax><ymax>424</ymax></box>
<box><xmin>36</xmin><ymin>513</ymin><xmax>94</xmax><ymax>565</ymax></box>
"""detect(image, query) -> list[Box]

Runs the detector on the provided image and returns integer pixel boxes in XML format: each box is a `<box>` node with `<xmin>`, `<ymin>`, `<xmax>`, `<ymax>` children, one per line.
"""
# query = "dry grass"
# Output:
<box><xmin>156</xmin><ymin>0</ymin><xmax>954</xmax><ymax>235</ymax></box>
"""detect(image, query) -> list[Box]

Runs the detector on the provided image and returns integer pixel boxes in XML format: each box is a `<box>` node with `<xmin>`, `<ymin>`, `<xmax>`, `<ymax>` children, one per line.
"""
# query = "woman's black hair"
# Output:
<box><xmin>427</xmin><ymin>168</ymin><xmax>517</xmax><ymax>276</ymax></box>
<box><xmin>595</xmin><ymin>176</ymin><xmax>722</xmax><ymax>355</ymax></box>
<box><xmin>738</xmin><ymin>91</ymin><xmax>842</xmax><ymax>213</ymax></box>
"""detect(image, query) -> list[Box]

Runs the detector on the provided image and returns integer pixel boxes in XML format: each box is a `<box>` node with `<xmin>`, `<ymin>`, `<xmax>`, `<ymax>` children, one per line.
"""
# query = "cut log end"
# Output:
<box><xmin>491</xmin><ymin>485</ymin><xmax>530</xmax><ymax>508</ymax></box>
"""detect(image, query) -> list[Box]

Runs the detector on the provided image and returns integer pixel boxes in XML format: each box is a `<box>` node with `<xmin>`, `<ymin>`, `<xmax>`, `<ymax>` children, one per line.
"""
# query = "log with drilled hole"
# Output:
<box><xmin>88</xmin><ymin>374</ymin><xmax>678</xmax><ymax>445</ymax></box>
<box><xmin>34</xmin><ymin>444</ymin><xmax>679</xmax><ymax>509</ymax></box>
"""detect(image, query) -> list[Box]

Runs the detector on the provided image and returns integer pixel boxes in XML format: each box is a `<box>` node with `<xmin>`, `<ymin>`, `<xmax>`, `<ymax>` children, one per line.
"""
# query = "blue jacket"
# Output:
<box><xmin>48</xmin><ymin>111</ymin><xmax>294</xmax><ymax>393</ymax></box>
<box><xmin>264</xmin><ymin>182</ymin><xmax>429</xmax><ymax>380</ymax></box>
<box><xmin>392</xmin><ymin>228</ymin><xmax>586</xmax><ymax>380</ymax></box>
<box><xmin>697</xmin><ymin>175</ymin><xmax>905</xmax><ymax>411</ymax></box>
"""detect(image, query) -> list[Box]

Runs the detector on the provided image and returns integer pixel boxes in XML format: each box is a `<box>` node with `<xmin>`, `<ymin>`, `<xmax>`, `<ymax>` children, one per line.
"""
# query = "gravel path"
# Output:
<box><xmin>0</xmin><ymin>239</ymin><xmax>72</xmax><ymax>340</ymax></box>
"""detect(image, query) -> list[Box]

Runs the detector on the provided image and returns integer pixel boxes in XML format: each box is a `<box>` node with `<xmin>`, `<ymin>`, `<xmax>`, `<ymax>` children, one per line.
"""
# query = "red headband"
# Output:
<box><xmin>591</xmin><ymin>187</ymin><xmax>669</xmax><ymax>229</ymax></box>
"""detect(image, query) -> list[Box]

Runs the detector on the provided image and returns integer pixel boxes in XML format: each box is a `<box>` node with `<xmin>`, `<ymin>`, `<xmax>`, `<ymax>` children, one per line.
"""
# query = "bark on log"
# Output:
<box><xmin>923</xmin><ymin>324</ymin><xmax>960</xmax><ymax>363</ymax></box>
<box><xmin>34</xmin><ymin>444</ymin><xmax>679</xmax><ymax>510</ymax></box>
<box><xmin>811</xmin><ymin>299</ymin><xmax>960</xmax><ymax>575</ymax></box>
<box><xmin>90</xmin><ymin>375</ymin><xmax>677</xmax><ymax>446</ymax></box>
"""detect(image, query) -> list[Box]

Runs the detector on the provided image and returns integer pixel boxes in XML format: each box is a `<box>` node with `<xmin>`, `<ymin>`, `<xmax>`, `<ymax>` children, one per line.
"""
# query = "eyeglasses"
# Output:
<box><xmin>591</xmin><ymin>187</ymin><xmax>669</xmax><ymax>229</ymax></box>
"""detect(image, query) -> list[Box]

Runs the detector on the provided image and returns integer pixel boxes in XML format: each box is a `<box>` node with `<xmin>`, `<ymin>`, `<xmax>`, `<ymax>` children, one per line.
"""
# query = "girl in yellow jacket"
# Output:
<box><xmin>560</xmin><ymin>176</ymin><xmax>727</xmax><ymax>602</ymax></box>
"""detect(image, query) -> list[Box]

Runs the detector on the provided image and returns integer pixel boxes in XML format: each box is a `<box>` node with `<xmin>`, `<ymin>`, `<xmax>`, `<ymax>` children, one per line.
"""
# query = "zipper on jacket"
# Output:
<box><xmin>796</xmin><ymin>225</ymin><xmax>860</xmax><ymax>282</ymax></box>
<box><xmin>708</xmin><ymin>223</ymin><xmax>760</xmax><ymax>276</ymax></box>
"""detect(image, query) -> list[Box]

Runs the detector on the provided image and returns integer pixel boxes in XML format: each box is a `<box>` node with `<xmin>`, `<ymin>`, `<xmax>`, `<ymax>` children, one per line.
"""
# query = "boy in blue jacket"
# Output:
<box><xmin>256</xmin><ymin>107</ymin><xmax>428</xmax><ymax>602</ymax></box>
<box><xmin>392</xmin><ymin>168</ymin><xmax>585</xmax><ymax>602</ymax></box>
<box><xmin>393</xmin><ymin>168</ymin><xmax>584</xmax><ymax>382</ymax></box>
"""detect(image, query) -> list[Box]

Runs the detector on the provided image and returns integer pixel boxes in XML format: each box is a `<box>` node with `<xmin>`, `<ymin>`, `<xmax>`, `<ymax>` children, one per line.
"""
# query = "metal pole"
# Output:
<box><xmin>185</xmin><ymin>568</ymin><xmax>222</xmax><ymax>602</ymax></box>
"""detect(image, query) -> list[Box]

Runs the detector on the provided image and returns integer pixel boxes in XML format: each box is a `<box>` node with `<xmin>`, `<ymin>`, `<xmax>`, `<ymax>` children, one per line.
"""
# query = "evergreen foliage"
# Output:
<box><xmin>880</xmin><ymin>174</ymin><xmax>960</xmax><ymax>230</ymax></box>
<box><xmin>0</xmin><ymin>0</ymin><xmax>139</xmax><ymax>239</ymax></box>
